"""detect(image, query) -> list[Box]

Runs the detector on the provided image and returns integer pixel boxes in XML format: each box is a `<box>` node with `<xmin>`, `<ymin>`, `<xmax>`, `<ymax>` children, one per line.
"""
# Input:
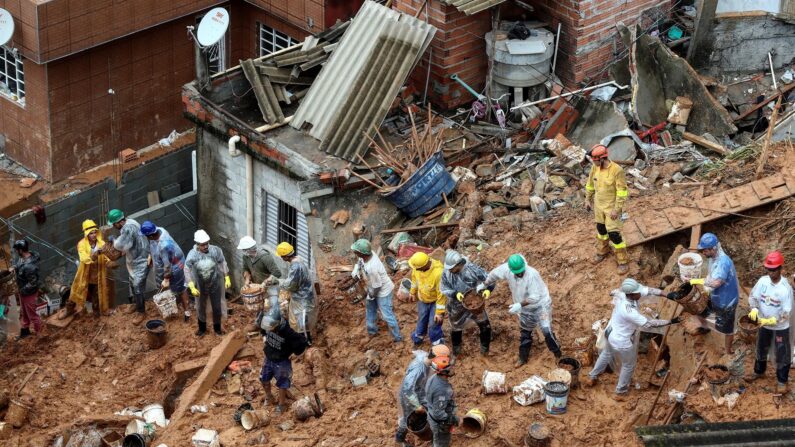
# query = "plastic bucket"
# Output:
<box><xmin>292</xmin><ymin>395</ymin><xmax>321</xmax><ymax>422</ymax></box>
<box><xmin>234</xmin><ymin>403</ymin><xmax>253</xmax><ymax>423</ymax></box>
<box><xmin>557</xmin><ymin>357</ymin><xmax>582</xmax><ymax>389</ymax></box>
<box><xmin>678</xmin><ymin>253</ymin><xmax>703</xmax><ymax>281</ymax></box>
<box><xmin>482</xmin><ymin>370</ymin><xmax>507</xmax><ymax>394</ymax></box>
<box><xmin>145</xmin><ymin>320</ymin><xmax>167</xmax><ymax>350</ymax></box>
<box><xmin>241</xmin><ymin>286</ymin><xmax>264</xmax><ymax>312</ymax></box>
<box><xmin>524</xmin><ymin>422</ymin><xmax>551</xmax><ymax>447</ymax></box>
<box><xmin>6</xmin><ymin>398</ymin><xmax>31</xmax><ymax>428</ymax></box>
<box><xmin>462</xmin><ymin>291</ymin><xmax>485</xmax><ymax>315</ymax></box>
<box><xmin>240</xmin><ymin>409</ymin><xmax>269</xmax><ymax>430</ymax></box>
<box><xmin>461</xmin><ymin>408</ymin><xmax>487</xmax><ymax>438</ymax></box>
<box><xmin>125</xmin><ymin>419</ymin><xmax>155</xmax><ymax>442</ymax></box>
<box><xmin>398</xmin><ymin>279</ymin><xmax>413</xmax><ymax>299</ymax></box>
<box><xmin>705</xmin><ymin>365</ymin><xmax>730</xmax><ymax>385</ymax></box>
<box><xmin>153</xmin><ymin>290</ymin><xmax>178</xmax><ymax>319</ymax></box>
<box><xmin>674</xmin><ymin>283</ymin><xmax>709</xmax><ymax>315</ymax></box>
<box><xmin>122</xmin><ymin>434</ymin><xmax>146</xmax><ymax>447</ymax></box>
<box><xmin>738</xmin><ymin>315</ymin><xmax>759</xmax><ymax>342</ymax></box>
<box><xmin>407</xmin><ymin>409</ymin><xmax>432</xmax><ymax>441</ymax></box>
<box><xmin>544</xmin><ymin>381</ymin><xmax>569</xmax><ymax>415</ymax></box>
<box><xmin>142</xmin><ymin>404</ymin><xmax>167</xmax><ymax>427</ymax></box>
<box><xmin>547</xmin><ymin>368</ymin><xmax>571</xmax><ymax>388</ymax></box>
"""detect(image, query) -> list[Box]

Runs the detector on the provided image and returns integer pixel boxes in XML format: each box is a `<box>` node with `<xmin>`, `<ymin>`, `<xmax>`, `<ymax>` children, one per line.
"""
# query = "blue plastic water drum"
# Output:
<box><xmin>544</xmin><ymin>381</ymin><xmax>569</xmax><ymax>414</ymax></box>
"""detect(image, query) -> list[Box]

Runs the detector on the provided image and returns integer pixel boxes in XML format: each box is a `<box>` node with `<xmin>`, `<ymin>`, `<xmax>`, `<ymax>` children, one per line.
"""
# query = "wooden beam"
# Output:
<box><xmin>689</xmin><ymin>224</ymin><xmax>702</xmax><ymax>252</ymax></box>
<box><xmin>755</xmin><ymin>97</ymin><xmax>782</xmax><ymax>179</ymax></box>
<box><xmin>682</xmin><ymin>132</ymin><xmax>729</xmax><ymax>156</ymax></box>
<box><xmin>735</xmin><ymin>83</ymin><xmax>795</xmax><ymax>121</ymax></box>
<box><xmin>172</xmin><ymin>345</ymin><xmax>255</xmax><ymax>379</ymax></box>
<box><xmin>380</xmin><ymin>222</ymin><xmax>459</xmax><ymax>235</ymax></box>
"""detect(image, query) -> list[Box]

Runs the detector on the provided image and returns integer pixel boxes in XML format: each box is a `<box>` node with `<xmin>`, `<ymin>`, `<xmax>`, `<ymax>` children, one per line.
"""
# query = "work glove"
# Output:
<box><xmin>482</xmin><ymin>290</ymin><xmax>491</xmax><ymax>299</ymax></box>
<box><xmin>456</xmin><ymin>292</ymin><xmax>465</xmax><ymax>302</ymax></box>
<box><xmin>161</xmin><ymin>278</ymin><xmax>170</xmax><ymax>289</ymax></box>
<box><xmin>188</xmin><ymin>282</ymin><xmax>199</xmax><ymax>297</ymax></box>
<box><xmin>669</xmin><ymin>316</ymin><xmax>682</xmax><ymax>324</ymax></box>
<box><xmin>263</xmin><ymin>275</ymin><xmax>279</xmax><ymax>286</ymax></box>
<box><xmin>759</xmin><ymin>316</ymin><xmax>777</xmax><ymax>326</ymax></box>
<box><xmin>748</xmin><ymin>308</ymin><xmax>759</xmax><ymax>322</ymax></box>
<box><xmin>689</xmin><ymin>278</ymin><xmax>705</xmax><ymax>286</ymax></box>
<box><xmin>508</xmin><ymin>302</ymin><xmax>522</xmax><ymax>314</ymax></box>
<box><xmin>225</xmin><ymin>275</ymin><xmax>231</xmax><ymax>289</ymax></box>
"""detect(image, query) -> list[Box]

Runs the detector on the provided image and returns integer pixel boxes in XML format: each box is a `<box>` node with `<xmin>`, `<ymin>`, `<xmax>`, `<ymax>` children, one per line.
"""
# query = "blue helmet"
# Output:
<box><xmin>697</xmin><ymin>232</ymin><xmax>718</xmax><ymax>250</ymax></box>
<box><xmin>140</xmin><ymin>221</ymin><xmax>158</xmax><ymax>236</ymax></box>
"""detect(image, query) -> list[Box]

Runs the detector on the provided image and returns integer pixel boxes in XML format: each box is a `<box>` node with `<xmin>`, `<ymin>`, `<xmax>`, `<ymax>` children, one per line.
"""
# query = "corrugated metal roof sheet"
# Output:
<box><xmin>636</xmin><ymin>418</ymin><xmax>795</xmax><ymax>446</ymax></box>
<box><xmin>291</xmin><ymin>1</ymin><xmax>436</xmax><ymax>161</ymax></box>
<box><xmin>441</xmin><ymin>0</ymin><xmax>506</xmax><ymax>15</ymax></box>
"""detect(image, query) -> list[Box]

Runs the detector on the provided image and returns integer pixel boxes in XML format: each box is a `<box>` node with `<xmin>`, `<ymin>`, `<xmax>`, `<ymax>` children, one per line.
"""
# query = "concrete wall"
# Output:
<box><xmin>7</xmin><ymin>146</ymin><xmax>197</xmax><ymax>305</ymax></box>
<box><xmin>716</xmin><ymin>0</ymin><xmax>781</xmax><ymax>13</ymax></box>
<box><xmin>195</xmin><ymin>129</ymin><xmax>304</xmax><ymax>284</ymax></box>
<box><xmin>692</xmin><ymin>15</ymin><xmax>795</xmax><ymax>76</ymax></box>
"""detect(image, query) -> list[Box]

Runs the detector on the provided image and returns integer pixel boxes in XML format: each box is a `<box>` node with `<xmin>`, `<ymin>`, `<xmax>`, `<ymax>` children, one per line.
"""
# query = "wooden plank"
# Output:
<box><xmin>172</xmin><ymin>344</ymin><xmax>255</xmax><ymax>379</ymax></box>
<box><xmin>751</xmin><ymin>180</ymin><xmax>773</xmax><ymax>200</ymax></box>
<box><xmin>689</xmin><ymin>224</ymin><xmax>702</xmax><ymax>251</ymax></box>
<box><xmin>682</xmin><ymin>132</ymin><xmax>729</xmax><ymax>156</ymax></box>
<box><xmin>724</xmin><ymin>189</ymin><xmax>742</xmax><ymax>208</ymax></box>
<box><xmin>664</xmin><ymin>207</ymin><xmax>699</xmax><ymax>230</ymax></box>
<box><xmin>46</xmin><ymin>313</ymin><xmax>75</xmax><ymax>328</ymax></box>
<box><xmin>734</xmin><ymin>82</ymin><xmax>795</xmax><ymax>121</ymax></box>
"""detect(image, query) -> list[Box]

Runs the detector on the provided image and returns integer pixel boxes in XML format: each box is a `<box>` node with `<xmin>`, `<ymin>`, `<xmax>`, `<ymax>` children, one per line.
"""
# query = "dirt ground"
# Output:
<box><xmin>1</xmin><ymin>145</ymin><xmax>794</xmax><ymax>446</ymax></box>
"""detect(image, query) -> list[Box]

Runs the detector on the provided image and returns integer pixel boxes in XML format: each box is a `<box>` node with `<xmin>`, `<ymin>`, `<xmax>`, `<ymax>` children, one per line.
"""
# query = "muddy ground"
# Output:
<box><xmin>1</xmin><ymin>146</ymin><xmax>794</xmax><ymax>446</ymax></box>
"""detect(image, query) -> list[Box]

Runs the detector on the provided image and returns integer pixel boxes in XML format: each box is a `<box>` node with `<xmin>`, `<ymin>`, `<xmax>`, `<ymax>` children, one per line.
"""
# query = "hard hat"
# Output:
<box><xmin>590</xmin><ymin>144</ymin><xmax>609</xmax><ymax>160</ymax></box>
<box><xmin>429</xmin><ymin>344</ymin><xmax>453</xmax><ymax>372</ymax></box>
<box><xmin>194</xmin><ymin>229</ymin><xmax>211</xmax><ymax>244</ymax></box>
<box><xmin>107</xmin><ymin>209</ymin><xmax>124</xmax><ymax>225</ymax></box>
<box><xmin>697</xmin><ymin>233</ymin><xmax>718</xmax><ymax>250</ymax></box>
<box><xmin>13</xmin><ymin>239</ymin><xmax>28</xmax><ymax>251</ymax></box>
<box><xmin>237</xmin><ymin>236</ymin><xmax>257</xmax><ymax>250</ymax></box>
<box><xmin>431</xmin><ymin>344</ymin><xmax>451</xmax><ymax>358</ymax></box>
<box><xmin>620</xmin><ymin>278</ymin><xmax>643</xmax><ymax>294</ymax></box>
<box><xmin>444</xmin><ymin>250</ymin><xmax>465</xmax><ymax>270</ymax></box>
<box><xmin>82</xmin><ymin>219</ymin><xmax>98</xmax><ymax>236</ymax></box>
<box><xmin>408</xmin><ymin>252</ymin><xmax>430</xmax><ymax>270</ymax></box>
<box><xmin>350</xmin><ymin>239</ymin><xmax>372</xmax><ymax>256</ymax></box>
<box><xmin>276</xmin><ymin>242</ymin><xmax>295</xmax><ymax>257</ymax></box>
<box><xmin>508</xmin><ymin>254</ymin><xmax>526</xmax><ymax>274</ymax></box>
<box><xmin>764</xmin><ymin>251</ymin><xmax>784</xmax><ymax>269</ymax></box>
<box><xmin>140</xmin><ymin>221</ymin><xmax>158</xmax><ymax>236</ymax></box>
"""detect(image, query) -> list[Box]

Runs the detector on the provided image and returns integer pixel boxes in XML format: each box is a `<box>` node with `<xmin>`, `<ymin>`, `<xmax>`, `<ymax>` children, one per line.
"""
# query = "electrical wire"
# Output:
<box><xmin>0</xmin><ymin>216</ymin><xmax>79</xmax><ymax>265</ymax></box>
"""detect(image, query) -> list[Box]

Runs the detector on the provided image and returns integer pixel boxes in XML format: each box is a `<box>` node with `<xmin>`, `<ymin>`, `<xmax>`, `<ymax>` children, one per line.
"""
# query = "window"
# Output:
<box><xmin>277</xmin><ymin>200</ymin><xmax>298</xmax><ymax>248</ymax></box>
<box><xmin>196</xmin><ymin>13</ymin><xmax>227</xmax><ymax>75</ymax></box>
<box><xmin>258</xmin><ymin>23</ymin><xmax>298</xmax><ymax>57</ymax></box>
<box><xmin>263</xmin><ymin>192</ymin><xmax>312</xmax><ymax>268</ymax></box>
<box><xmin>0</xmin><ymin>46</ymin><xmax>24</xmax><ymax>105</ymax></box>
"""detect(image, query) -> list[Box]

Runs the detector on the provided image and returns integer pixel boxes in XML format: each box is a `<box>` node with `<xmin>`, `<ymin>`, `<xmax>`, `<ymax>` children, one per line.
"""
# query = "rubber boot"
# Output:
<box><xmin>451</xmin><ymin>331</ymin><xmax>463</xmax><ymax>356</ymax></box>
<box><xmin>16</xmin><ymin>327</ymin><xmax>31</xmax><ymax>341</ymax></box>
<box><xmin>196</xmin><ymin>321</ymin><xmax>207</xmax><ymax>337</ymax></box>
<box><xmin>615</xmin><ymin>247</ymin><xmax>630</xmax><ymax>274</ymax></box>
<box><xmin>90</xmin><ymin>295</ymin><xmax>100</xmax><ymax>318</ymax></box>
<box><xmin>58</xmin><ymin>301</ymin><xmax>77</xmax><ymax>320</ymax></box>
<box><xmin>592</xmin><ymin>237</ymin><xmax>610</xmax><ymax>264</ymax></box>
<box><xmin>478</xmin><ymin>321</ymin><xmax>492</xmax><ymax>355</ymax></box>
<box><xmin>213</xmin><ymin>323</ymin><xmax>225</xmax><ymax>336</ymax></box>
<box><xmin>516</xmin><ymin>345</ymin><xmax>530</xmax><ymax>368</ymax></box>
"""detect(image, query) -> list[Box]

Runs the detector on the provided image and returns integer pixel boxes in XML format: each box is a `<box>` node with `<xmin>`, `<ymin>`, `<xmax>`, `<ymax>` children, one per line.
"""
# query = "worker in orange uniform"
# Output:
<box><xmin>585</xmin><ymin>144</ymin><xmax>630</xmax><ymax>273</ymax></box>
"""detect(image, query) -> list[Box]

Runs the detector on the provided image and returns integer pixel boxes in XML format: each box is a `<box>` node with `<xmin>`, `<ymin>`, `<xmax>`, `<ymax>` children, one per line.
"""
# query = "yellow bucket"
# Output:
<box><xmin>461</xmin><ymin>408</ymin><xmax>487</xmax><ymax>438</ymax></box>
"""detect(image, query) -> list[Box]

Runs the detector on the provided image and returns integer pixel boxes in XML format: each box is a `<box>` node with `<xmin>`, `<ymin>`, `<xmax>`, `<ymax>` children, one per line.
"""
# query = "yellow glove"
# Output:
<box><xmin>759</xmin><ymin>316</ymin><xmax>777</xmax><ymax>326</ymax></box>
<box><xmin>456</xmin><ymin>292</ymin><xmax>464</xmax><ymax>302</ymax></box>
<box><xmin>225</xmin><ymin>275</ymin><xmax>231</xmax><ymax>289</ymax></box>
<box><xmin>748</xmin><ymin>308</ymin><xmax>759</xmax><ymax>322</ymax></box>
<box><xmin>188</xmin><ymin>282</ymin><xmax>199</xmax><ymax>297</ymax></box>
<box><xmin>689</xmin><ymin>278</ymin><xmax>705</xmax><ymax>286</ymax></box>
<box><xmin>482</xmin><ymin>290</ymin><xmax>491</xmax><ymax>299</ymax></box>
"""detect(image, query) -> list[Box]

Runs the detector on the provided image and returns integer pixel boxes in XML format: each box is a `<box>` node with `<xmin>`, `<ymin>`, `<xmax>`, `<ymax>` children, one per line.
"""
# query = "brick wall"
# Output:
<box><xmin>0</xmin><ymin>0</ymin><xmax>39</xmax><ymax>58</ymax></box>
<box><xmin>230</xmin><ymin>1</ymin><xmax>311</xmax><ymax>63</ymax></box>
<box><xmin>244</xmin><ymin>0</ymin><xmax>325</xmax><ymax>34</ymax></box>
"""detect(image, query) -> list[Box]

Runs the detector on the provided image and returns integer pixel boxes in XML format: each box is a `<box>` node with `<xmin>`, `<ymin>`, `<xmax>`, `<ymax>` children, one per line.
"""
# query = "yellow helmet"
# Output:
<box><xmin>408</xmin><ymin>252</ymin><xmax>430</xmax><ymax>269</ymax></box>
<box><xmin>82</xmin><ymin>219</ymin><xmax>99</xmax><ymax>236</ymax></box>
<box><xmin>276</xmin><ymin>242</ymin><xmax>295</xmax><ymax>257</ymax></box>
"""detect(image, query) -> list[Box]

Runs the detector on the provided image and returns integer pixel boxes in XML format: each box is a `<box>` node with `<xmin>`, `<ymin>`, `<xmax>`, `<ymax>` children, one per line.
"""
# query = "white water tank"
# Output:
<box><xmin>486</xmin><ymin>23</ymin><xmax>555</xmax><ymax>88</ymax></box>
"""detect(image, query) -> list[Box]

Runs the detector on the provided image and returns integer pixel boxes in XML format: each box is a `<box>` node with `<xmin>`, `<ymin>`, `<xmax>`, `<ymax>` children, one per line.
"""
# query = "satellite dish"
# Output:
<box><xmin>0</xmin><ymin>8</ymin><xmax>15</xmax><ymax>47</ymax></box>
<box><xmin>196</xmin><ymin>7</ymin><xmax>229</xmax><ymax>47</ymax></box>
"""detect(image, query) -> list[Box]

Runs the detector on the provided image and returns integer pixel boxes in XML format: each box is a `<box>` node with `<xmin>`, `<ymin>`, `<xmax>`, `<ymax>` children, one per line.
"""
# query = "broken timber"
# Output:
<box><xmin>624</xmin><ymin>167</ymin><xmax>795</xmax><ymax>247</ymax></box>
<box><xmin>172</xmin><ymin>345</ymin><xmax>256</xmax><ymax>379</ymax></box>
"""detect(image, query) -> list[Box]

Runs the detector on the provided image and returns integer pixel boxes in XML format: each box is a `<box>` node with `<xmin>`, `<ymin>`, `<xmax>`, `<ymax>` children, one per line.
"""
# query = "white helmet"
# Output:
<box><xmin>194</xmin><ymin>229</ymin><xmax>211</xmax><ymax>244</ymax></box>
<box><xmin>237</xmin><ymin>236</ymin><xmax>257</xmax><ymax>250</ymax></box>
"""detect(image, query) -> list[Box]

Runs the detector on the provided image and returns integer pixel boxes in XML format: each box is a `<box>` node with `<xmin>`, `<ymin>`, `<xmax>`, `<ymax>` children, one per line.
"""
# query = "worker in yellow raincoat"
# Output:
<box><xmin>585</xmin><ymin>145</ymin><xmax>629</xmax><ymax>273</ymax></box>
<box><xmin>408</xmin><ymin>252</ymin><xmax>446</xmax><ymax>347</ymax></box>
<box><xmin>65</xmin><ymin>219</ymin><xmax>114</xmax><ymax>317</ymax></box>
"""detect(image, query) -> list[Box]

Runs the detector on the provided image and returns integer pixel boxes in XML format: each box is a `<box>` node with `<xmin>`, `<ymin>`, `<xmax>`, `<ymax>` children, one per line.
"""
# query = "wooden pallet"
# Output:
<box><xmin>624</xmin><ymin>168</ymin><xmax>795</xmax><ymax>247</ymax></box>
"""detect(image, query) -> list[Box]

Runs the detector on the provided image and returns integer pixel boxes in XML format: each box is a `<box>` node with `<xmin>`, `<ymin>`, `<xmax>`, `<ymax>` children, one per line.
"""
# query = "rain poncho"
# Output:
<box><xmin>70</xmin><ymin>235</ymin><xmax>113</xmax><ymax>313</ymax></box>
<box><xmin>280</xmin><ymin>257</ymin><xmax>317</xmax><ymax>334</ymax></box>
<box><xmin>112</xmin><ymin>218</ymin><xmax>150</xmax><ymax>293</ymax></box>
<box><xmin>749</xmin><ymin>275</ymin><xmax>793</xmax><ymax>331</ymax></box>
<box><xmin>397</xmin><ymin>351</ymin><xmax>431</xmax><ymax>427</ymax></box>
<box><xmin>185</xmin><ymin>244</ymin><xmax>229</xmax><ymax>323</ymax></box>
<box><xmin>148</xmin><ymin>227</ymin><xmax>171</xmax><ymax>282</ymax></box>
<box><xmin>705</xmin><ymin>247</ymin><xmax>739</xmax><ymax>309</ymax></box>
<box><xmin>152</xmin><ymin>229</ymin><xmax>185</xmax><ymax>280</ymax></box>
<box><xmin>485</xmin><ymin>256</ymin><xmax>552</xmax><ymax>331</ymax></box>
<box><xmin>440</xmin><ymin>258</ymin><xmax>491</xmax><ymax>330</ymax></box>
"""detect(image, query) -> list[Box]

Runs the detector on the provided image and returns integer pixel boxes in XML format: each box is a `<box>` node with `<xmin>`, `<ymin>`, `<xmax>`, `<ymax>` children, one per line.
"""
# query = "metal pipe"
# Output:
<box><xmin>552</xmin><ymin>22</ymin><xmax>561</xmax><ymax>74</ymax></box>
<box><xmin>246</xmin><ymin>153</ymin><xmax>254</xmax><ymax>238</ymax></box>
<box><xmin>509</xmin><ymin>81</ymin><xmax>628</xmax><ymax>111</ymax></box>
<box><xmin>768</xmin><ymin>52</ymin><xmax>778</xmax><ymax>90</ymax></box>
<box><xmin>191</xmin><ymin>150</ymin><xmax>197</xmax><ymax>192</ymax></box>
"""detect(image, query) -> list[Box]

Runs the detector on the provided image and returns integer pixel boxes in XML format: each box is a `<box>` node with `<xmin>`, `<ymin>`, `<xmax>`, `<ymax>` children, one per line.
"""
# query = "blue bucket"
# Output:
<box><xmin>383</xmin><ymin>151</ymin><xmax>456</xmax><ymax>218</ymax></box>
<box><xmin>544</xmin><ymin>381</ymin><xmax>569</xmax><ymax>415</ymax></box>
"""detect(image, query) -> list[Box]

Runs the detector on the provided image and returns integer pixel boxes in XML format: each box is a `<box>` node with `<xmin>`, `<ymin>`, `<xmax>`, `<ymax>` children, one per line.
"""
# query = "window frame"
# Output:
<box><xmin>257</xmin><ymin>23</ymin><xmax>299</xmax><ymax>57</ymax></box>
<box><xmin>0</xmin><ymin>46</ymin><xmax>25</xmax><ymax>106</ymax></box>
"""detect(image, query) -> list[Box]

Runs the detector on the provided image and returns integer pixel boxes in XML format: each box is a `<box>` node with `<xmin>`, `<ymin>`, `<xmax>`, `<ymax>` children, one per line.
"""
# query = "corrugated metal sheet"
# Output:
<box><xmin>291</xmin><ymin>1</ymin><xmax>436</xmax><ymax>161</ymax></box>
<box><xmin>441</xmin><ymin>0</ymin><xmax>506</xmax><ymax>15</ymax></box>
<box><xmin>296</xmin><ymin>211</ymin><xmax>310</xmax><ymax>269</ymax></box>
<box><xmin>264</xmin><ymin>193</ymin><xmax>278</xmax><ymax>248</ymax></box>
<box><xmin>636</xmin><ymin>418</ymin><xmax>795</xmax><ymax>446</ymax></box>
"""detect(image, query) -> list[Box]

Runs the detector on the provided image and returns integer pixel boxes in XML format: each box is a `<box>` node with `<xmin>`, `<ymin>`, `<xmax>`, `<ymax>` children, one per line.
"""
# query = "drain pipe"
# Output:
<box><xmin>228</xmin><ymin>135</ymin><xmax>241</xmax><ymax>156</ymax></box>
<box><xmin>245</xmin><ymin>153</ymin><xmax>254</xmax><ymax>237</ymax></box>
<box><xmin>191</xmin><ymin>150</ymin><xmax>197</xmax><ymax>192</ymax></box>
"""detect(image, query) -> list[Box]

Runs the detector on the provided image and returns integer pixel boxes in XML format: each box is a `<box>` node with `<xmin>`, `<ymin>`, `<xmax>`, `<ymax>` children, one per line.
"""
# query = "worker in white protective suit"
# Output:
<box><xmin>440</xmin><ymin>250</ymin><xmax>493</xmax><ymax>356</ymax></box>
<box><xmin>583</xmin><ymin>278</ymin><xmax>680</xmax><ymax>400</ymax></box>
<box><xmin>107</xmin><ymin>208</ymin><xmax>150</xmax><ymax>325</ymax></box>
<box><xmin>484</xmin><ymin>254</ymin><xmax>561</xmax><ymax>367</ymax></box>
<box><xmin>184</xmin><ymin>230</ymin><xmax>230</xmax><ymax>336</ymax></box>
<box><xmin>267</xmin><ymin>241</ymin><xmax>317</xmax><ymax>345</ymax></box>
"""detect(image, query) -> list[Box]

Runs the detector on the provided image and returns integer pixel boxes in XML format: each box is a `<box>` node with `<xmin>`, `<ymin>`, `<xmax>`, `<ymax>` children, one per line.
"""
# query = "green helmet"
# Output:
<box><xmin>107</xmin><ymin>209</ymin><xmax>124</xmax><ymax>225</ymax></box>
<box><xmin>508</xmin><ymin>254</ymin><xmax>526</xmax><ymax>274</ymax></box>
<box><xmin>350</xmin><ymin>239</ymin><xmax>372</xmax><ymax>255</ymax></box>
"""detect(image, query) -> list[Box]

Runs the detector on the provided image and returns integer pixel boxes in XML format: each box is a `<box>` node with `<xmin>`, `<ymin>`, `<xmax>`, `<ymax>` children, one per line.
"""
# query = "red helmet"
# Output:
<box><xmin>764</xmin><ymin>251</ymin><xmax>784</xmax><ymax>269</ymax></box>
<box><xmin>590</xmin><ymin>144</ymin><xmax>609</xmax><ymax>160</ymax></box>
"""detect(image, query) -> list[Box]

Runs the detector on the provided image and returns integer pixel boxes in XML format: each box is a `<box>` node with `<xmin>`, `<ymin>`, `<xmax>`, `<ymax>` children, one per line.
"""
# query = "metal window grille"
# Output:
<box><xmin>0</xmin><ymin>46</ymin><xmax>24</xmax><ymax>104</ymax></box>
<box><xmin>258</xmin><ymin>23</ymin><xmax>298</xmax><ymax>57</ymax></box>
<box><xmin>277</xmin><ymin>200</ymin><xmax>298</xmax><ymax>248</ymax></box>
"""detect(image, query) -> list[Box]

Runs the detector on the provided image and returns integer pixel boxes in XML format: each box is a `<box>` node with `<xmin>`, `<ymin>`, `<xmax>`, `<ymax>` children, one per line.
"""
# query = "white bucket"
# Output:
<box><xmin>547</xmin><ymin>368</ymin><xmax>572</xmax><ymax>388</ymax></box>
<box><xmin>678</xmin><ymin>253</ymin><xmax>703</xmax><ymax>281</ymax></box>
<box><xmin>192</xmin><ymin>428</ymin><xmax>220</xmax><ymax>447</ymax></box>
<box><xmin>512</xmin><ymin>375</ymin><xmax>547</xmax><ymax>406</ymax></box>
<box><xmin>125</xmin><ymin>419</ymin><xmax>156</xmax><ymax>441</ymax></box>
<box><xmin>142</xmin><ymin>404</ymin><xmax>168</xmax><ymax>428</ymax></box>
<box><xmin>482</xmin><ymin>370</ymin><xmax>507</xmax><ymax>394</ymax></box>
<box><xmin>153</xmin><ymin>290</ymin><xmax>178</xmax><ymax>319</ymax></box>
<box><xmin>397</xmin><ymin>279</ymin><xmax>413</xmax><ymax>299</ymax></box>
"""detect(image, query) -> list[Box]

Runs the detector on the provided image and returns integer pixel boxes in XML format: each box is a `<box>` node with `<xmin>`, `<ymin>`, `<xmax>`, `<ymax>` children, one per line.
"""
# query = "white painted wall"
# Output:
<box><xmin>716</xmin><ymin>0</ymin><xmax>781</xmax><ymax>14</ymax></box>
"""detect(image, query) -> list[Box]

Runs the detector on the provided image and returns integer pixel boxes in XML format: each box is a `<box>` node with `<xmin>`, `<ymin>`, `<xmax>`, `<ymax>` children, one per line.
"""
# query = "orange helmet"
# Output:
<box><xmin>764</xmin><ymin>251</ymin><xmax>784</xmax><ymax>269</ymax></box>
<box><xmin>430</xmin><ymin>344</ymin><xmax>453</xmax><ymax>373</ymax></box>
<box><xmin>590</xmin><ymin>144</ymin><xmax>609</xmax><ymax>160</ymax></box>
